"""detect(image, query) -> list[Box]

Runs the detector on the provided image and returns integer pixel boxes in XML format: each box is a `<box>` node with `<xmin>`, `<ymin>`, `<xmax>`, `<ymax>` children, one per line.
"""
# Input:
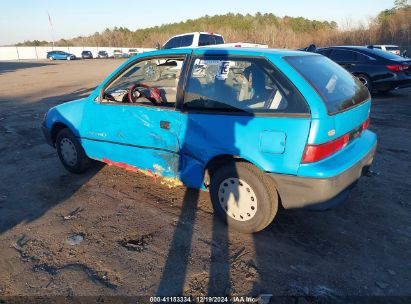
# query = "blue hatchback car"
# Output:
<box><xmin>42</xmin><ymin>48</ymin><xmax>377</xmax><ymax>233</ymax></box>
<box><xmin>47</xmin><ymin>51</ymin><xmax>76</xmax><ymax>60</ymax></box>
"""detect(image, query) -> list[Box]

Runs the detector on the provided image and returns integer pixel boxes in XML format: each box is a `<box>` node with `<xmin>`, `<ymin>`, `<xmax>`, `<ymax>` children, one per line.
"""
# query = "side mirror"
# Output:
<box><xmin>156</xmin><ymin>42</ymin><xmax>161</xmax><ymax>50</ymax></box>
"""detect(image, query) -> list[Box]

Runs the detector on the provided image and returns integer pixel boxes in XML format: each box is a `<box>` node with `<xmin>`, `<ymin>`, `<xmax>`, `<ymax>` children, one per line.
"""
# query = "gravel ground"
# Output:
<box><xmin>0</xmin><ymin>59</ymin><xmax>410</xmax><ymax>302</ymax></box>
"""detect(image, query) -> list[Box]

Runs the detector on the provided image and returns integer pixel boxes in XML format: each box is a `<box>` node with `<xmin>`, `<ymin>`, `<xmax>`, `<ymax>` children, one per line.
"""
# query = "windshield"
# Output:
<box><xmin>286</xmin><ymin>55</ymin><xmax>370</xmax><ymax>114</ymax></box>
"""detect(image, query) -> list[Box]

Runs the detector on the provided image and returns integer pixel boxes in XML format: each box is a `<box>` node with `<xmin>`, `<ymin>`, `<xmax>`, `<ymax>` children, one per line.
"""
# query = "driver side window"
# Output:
<box><xmin>102</xmin><ymin>57</ymin><xmax>184</xmax><ymax>107</ymax></box>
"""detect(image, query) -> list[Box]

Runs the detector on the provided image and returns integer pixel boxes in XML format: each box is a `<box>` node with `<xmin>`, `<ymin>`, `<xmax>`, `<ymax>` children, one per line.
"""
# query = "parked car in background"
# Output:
<box><xmin>81</xmin><ymin>50</ymin><xmax>93</xmax><ymax>59</ymax></box>
<box><xmin>97</xmin><ymin>51</ymin><xmax>109</xmax><ymax>58</ymax></box>
<box><xmin>46</xmin><ymin>51</ymin><xmax>76</xmax><ymax>61</ymax></box>
<box><xmin>113</xmin><ymin>49</ymin><xmax>128</xmax><ymax>59</ymax></box>
<box><xmin>316</xmin><ymin>46</ymin><xmax>411</xmax><ymax>93</ymax></box>
<box><xmin>162</xmin><ymin>32</ymin><xmax>225</xmax><ymax>49</ymax></box>
<box><xmin>162</xmin><ymin>32</ymin><xmax>268</xmax><ymax>50</ymax></box>
<box><xmin>128</xmin><ymin>49</ymin><xmax>139</xmax><ymax>57</ymax></box>
<box><xmin>41</xmin><ymin>47</ymin><xmax>376</xmax><ymax>233</ymax></box>
<box><xmin>366</xmin><ymin>45</ymin><xmax>401</xmax><ymax>56</ymax></box>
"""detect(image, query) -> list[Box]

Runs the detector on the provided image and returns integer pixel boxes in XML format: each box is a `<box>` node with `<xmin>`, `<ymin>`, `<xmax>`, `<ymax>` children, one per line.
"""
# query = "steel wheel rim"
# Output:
<box><xmin>60</xmin><ymin>138</ymin><xmax>77</xmax><ymax>166</ymax></box>
<box><xmin>145</xmin><ymin>65</ymin><xmax>155</xmax><ymax>78</ymax></box>
<box><xmin>218</xmin><ymin>178</ymin><xmax>258</xmax><ymax>221</ymax></box>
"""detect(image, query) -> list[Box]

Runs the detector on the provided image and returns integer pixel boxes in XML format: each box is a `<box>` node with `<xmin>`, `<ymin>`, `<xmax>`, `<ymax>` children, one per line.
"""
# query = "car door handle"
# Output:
<box><xmin>160</xmin><ymin>120</ymin><xmax>170</xmax><ymax>130</ymax></box>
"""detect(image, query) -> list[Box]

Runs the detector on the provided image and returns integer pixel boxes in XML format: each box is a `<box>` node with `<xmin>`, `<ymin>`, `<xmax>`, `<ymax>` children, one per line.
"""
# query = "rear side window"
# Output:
<box><xmin>183</xmin><ymin>57</ymin><xmax>309</xmax><ymax>114</ymax></box>
<box><xmin>180</xmin><ymin>35</ymin><xmax>194</xmax><ymax>47</ymax></box>
<box><xmin>199</xmin><ymin>34</ymin><xmax>224</xmax><ymax>46</ymax></box>
<box><xmin>330</xmin><ymin>50</ymin><xmax>358</xmax><ymax>61</ymax></box>
<box><xmin>214</xmin><ymin>36</ymin><xmax>224</xmax><ymax>44</ymax></box>
<box><xmin>286</xmin><ymin>55</ymin><xmax>370</xmax><ymax>114</ymax></box>
<box><xmin>316</xmin><ymin>49</ymin><xmax>332</xmax><ymax>57</ymax></box>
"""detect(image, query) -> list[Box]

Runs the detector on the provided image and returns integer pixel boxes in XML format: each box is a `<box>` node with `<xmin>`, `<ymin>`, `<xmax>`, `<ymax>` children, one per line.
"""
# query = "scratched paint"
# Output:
<box><xmin>102</xmin><ymin>158</ymin><xmax>183</xmax><ymax>188</ymax></box>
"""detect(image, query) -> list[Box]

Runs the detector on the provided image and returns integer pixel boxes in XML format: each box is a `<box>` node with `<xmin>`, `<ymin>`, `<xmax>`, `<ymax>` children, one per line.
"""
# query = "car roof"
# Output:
<box><xmin>369</xmin><ymin>44</ymin><xmax>399</xmax><ymax>47</ymax></box>
<box><xmin>169</xmin><ymin>32</ymin><xmax>224</xmax><ymax>37</ymax></box>
<box><xmin>321</xmin><ymin>46</ymin><xmax>373</xmax><ymax>51</ymax></box>
<box><xmin>318</xmin><ymin>45</ymin><xmax>384</xmax><ymax>55</ymax></box>
<box><xmin>142</xmin><ymin>47</ymin><xmax>314</xmax><ymax>58</ymax></box>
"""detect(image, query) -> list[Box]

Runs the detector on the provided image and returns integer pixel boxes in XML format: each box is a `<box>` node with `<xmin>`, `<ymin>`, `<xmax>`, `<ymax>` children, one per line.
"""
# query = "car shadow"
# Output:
<box><xmin>0</xmin><ymin>61</ymin><xmax>55</xmax><ymax>75</ymax></box>
<box><xmin>0</xmin><ymin>88</ymin><xmax>101</xmax><ymax>235</ymax></box>
<box><xmin>157</xmin><ymin>50</ymin><xmax>251</xmax><ymax>297</ymax></box>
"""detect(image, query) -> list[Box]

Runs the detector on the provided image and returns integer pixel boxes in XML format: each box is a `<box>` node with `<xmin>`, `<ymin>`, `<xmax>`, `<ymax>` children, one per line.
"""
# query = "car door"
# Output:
<box><xmin>81</xmin><ymin>53</ymin><xmax>190</xmax><ymax>180</ymax></box>
<box><xmin>176</xmin><ymin>50</ymin><xmax>311</xmax><ymax>188</ymax></box>
<box><xmin>329</xmin><ymin>49</ymin><xmax>359</xmax><ymax>72</ymax></box>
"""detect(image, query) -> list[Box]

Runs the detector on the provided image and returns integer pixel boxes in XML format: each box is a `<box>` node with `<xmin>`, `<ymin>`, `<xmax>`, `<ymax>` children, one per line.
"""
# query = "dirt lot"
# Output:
<box><xmin>0</xmin><ymin>59</ymin><xmax>410</xmax><ymax>301</ymax></box>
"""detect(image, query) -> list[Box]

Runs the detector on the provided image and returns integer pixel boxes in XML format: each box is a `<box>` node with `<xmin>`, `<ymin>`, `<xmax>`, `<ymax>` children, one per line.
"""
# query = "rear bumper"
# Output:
<box><xmin>374</xmin><ymin>75</ymin><xmax>411</xmax><ymax>91</ymax></box>
<box><xmin>269</xmin><ymin>143</ymin><xmax>377</xmax><ymax>209</ymax></box>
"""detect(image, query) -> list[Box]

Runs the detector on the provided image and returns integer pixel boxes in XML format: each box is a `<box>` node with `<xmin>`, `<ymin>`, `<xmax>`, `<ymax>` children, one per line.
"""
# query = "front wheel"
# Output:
<box><xmin>209</xmin><ymin>162</ymin><xmax>278</xmax><ymax>233</ymax></box>
<box><xmin>56</xmin><ymin>128</ymin><xmax>90</xmax><ymax>174</ymax></box>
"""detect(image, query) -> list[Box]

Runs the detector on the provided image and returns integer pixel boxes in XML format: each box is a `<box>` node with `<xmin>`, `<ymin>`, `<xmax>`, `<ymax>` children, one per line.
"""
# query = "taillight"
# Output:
<box><xmin>387</xmin><ymin>65</ymin><xmax>409</xmax><ymax>72</ymax></box>
<box><xmin>302</xmin><ymin>118</ymin><xmax>369</xmax><ymax>163</ymax></box>
<box><xmin>362</xmin><ymin>117</ymin><xmax>370</xmax><ymax>130</ymax></box>
<box><xmin>302</xmin><ymin>134</ymin><xmax>349</xmax><ymax>163</ymax></box>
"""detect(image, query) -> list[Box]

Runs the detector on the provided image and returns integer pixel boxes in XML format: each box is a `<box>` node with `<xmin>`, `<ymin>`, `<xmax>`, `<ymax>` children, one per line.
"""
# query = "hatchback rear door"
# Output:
<box><xmin>286</xmin><ymin>55</ymin><xmax>371</xmax><ymax>149</ymax></box>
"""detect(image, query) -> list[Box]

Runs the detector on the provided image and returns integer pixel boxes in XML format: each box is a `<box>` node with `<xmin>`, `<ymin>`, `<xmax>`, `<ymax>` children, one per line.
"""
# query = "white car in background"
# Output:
<box><xmin>150</xmin><ymin>32</ymin><xmax>268</xmax><ymax>82</ymax></box>
<box><xmin>128</xmin><ymin>48</ymin><xmax>139</xmax><ymax>57</ymax></box>
<box><xmin>367</xmin><ymin>45</ymin><xmax>401</xmax><ymax>56</ymax></box>
<box><xmin>162</xmin><ymin>32</ymin><xmax>268</xmax><ymax>49</ymax></box>
<box><xmin>162</xmin><ymin>32</ymin><xmax>225</xmax><ymax>49</ymax></box>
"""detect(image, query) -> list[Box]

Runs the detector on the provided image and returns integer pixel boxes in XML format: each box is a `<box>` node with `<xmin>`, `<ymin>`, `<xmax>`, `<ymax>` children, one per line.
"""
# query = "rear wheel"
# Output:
<box><xmin>56</xmin><ymin>128</ymin><xmax>90</xmax><ymax>174</ymax></box>
<box><xmin>209</xmin><ymin>161</ymin><xmax>278</xmax><ymax>233</ymax></box>
<box><xmin>356</xmin><ymin>74</ymin><xmax>372</xmax><ymax>92</ymax></box>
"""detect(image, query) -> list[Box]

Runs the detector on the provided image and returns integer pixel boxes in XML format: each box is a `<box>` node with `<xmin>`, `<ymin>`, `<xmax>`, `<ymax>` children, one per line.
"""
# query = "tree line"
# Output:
<box><xmin>15</xmin><ymin>1</ymin><xmax>410</xmax><ymax>49</ymax></box>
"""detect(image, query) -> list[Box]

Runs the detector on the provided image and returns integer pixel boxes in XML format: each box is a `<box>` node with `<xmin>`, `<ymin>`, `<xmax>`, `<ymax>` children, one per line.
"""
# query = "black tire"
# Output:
<box><xmin>356</xmin><ymin>74</ymin><xmax>372</xmax><ymax>93</ymax></box>
<box><xmin>56</xmin><ymin>128</ymin><xmax>90</xmax><ymax>174</ymax></box>
<box><xmin>209</xmin><ymin>161</ymin><xmax>278</xmax><ymax>233</ymax></box>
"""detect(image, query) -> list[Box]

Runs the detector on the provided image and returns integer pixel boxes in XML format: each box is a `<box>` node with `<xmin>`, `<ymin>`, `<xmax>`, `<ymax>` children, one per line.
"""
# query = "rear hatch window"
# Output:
<box><xmin>285</xmin><ymin>55</ymin><xmax>370</xmax><ymax>114</ymax></box>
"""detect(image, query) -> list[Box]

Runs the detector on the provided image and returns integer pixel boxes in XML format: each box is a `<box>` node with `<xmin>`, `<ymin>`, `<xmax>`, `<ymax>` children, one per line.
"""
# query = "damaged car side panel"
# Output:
<box><xmin>42</xmin><ymin>47</ymin><xmax>377</xmax><ymax>233</ymax></box>
<box><xmin>81</xmin><ymin>103</ymin><xmax>183</xmax><ymax>179</ymax></box>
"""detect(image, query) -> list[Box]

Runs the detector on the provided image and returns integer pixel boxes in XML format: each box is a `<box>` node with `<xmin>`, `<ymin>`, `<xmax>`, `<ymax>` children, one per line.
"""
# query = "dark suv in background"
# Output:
<box><xmin>97</xmin><ymin>51</ymin><xmax>109</xmax><ymax>58</ymax></box>
<box><xmin>81</xmin><ymin>50</ymin><xmax>93</xmax><ymax>59</ymax></box>
<box><xmin>316</xmin><ymin>46</ymin><xmax>411</xmax><ymax>93</ymax></box>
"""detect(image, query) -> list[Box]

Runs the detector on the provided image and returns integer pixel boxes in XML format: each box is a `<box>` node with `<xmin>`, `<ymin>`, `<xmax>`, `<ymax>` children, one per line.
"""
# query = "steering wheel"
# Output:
<box><xmin>128</xmin><ymin>83</ymin><xmax>164</xmax><ymax>105</ymax></box>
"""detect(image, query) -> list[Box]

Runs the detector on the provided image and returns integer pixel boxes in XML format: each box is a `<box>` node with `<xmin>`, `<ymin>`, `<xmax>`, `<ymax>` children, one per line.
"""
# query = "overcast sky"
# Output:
<box><xmin>0</xmin><ymin>0</ymin><xmax>395</xmax><ymax>45</ymax></box>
